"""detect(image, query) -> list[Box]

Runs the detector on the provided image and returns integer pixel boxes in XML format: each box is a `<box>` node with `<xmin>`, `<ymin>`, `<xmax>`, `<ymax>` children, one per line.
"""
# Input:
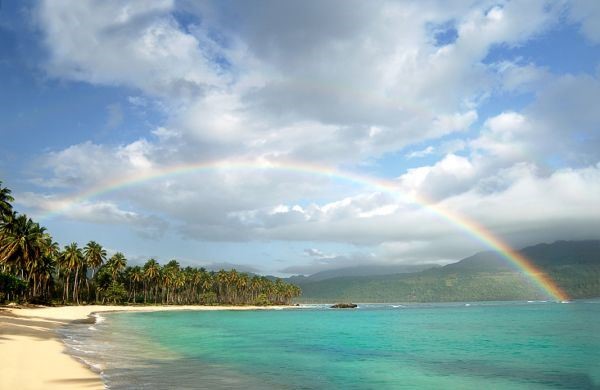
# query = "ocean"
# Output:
<box><xmin>61</xmin><ymin>300</ymin><xmax>600</xmax><ymax>389</ymax></box>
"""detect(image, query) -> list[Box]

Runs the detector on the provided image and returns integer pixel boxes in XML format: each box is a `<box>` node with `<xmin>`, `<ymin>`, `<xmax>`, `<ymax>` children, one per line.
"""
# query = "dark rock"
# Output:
<box><xmin>330</xmin><ymin>303</ymin><xmax>358</xmax><ymax>309</ymax></box>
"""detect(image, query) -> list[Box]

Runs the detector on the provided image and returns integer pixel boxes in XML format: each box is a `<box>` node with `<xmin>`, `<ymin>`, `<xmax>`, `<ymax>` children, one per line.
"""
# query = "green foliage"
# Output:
<box><xmin>0</xmin><ymin>180</ymin><xmax>14</xmax><ymax>218</ymax></box>
<box><xmin>0</xmin><ymin>181</ymin><xmax>301</xmax><ymax>306</ymax></box>
<box><xmin>297</xmin><ymin>265</ymin><xmax>600</xmax><ymax>304</ymax></box>
<box><xmin>94</xmin><ymin>264</ymin><xmax>114</xmax><ymax>289</ymax></box>
<box><xmin>102</xmin><ymin>281</ymin><xmax>128</xmax><ymax>304</ymax></box>
<box><xmin>2</xmin><ymin>180</ymin><xmax>597</xmax><ymax>307</ymax></box>
<box><xmin>0</xmin><ymin>272</ymin><xmax>27</xmax><ymax>302</ymax></box>
<box><xmin>253</xmin><ymin>293</ymin><xmax>270</xmax><ymax>306</ymax></box>
<box><xmin>199</xmin><ymin>292</ymin><xmax>218</xmax><ymax>305</ymax></box>
<box><xmin>296</xmin><ymin>241</ymin><xmax>600</xmax><ymax>303</ymax></box>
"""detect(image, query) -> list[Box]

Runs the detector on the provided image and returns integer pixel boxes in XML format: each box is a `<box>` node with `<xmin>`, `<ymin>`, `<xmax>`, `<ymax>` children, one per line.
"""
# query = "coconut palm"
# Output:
<box><xmin>84</xmin><ymin>241</ymin><xmax>106</xmax><ymax>278</ymax></box>
<box><xmin>216</xmin><ymin>270</ymin><xmax>229</xmax><ymax>303</ymax></box>
<box><xmin>0</xmin><ymin>180</ymin><xmax>14</xmax><ymax>218</ymax></box>
<box><xmin>61</xmin><ymin>243</ymin><xmax>83</xmax><ymax>303</ymax></box>
<box><xmin>201</xmin><ymin>271</ymin><xmax>213</xmax><ymax>294</ymax></box>
<box><xmin>0</xmin><ymin>214</ymin><xmax>47</xmax><ymax>280</ymax></box>
<box><xmin>129</xmin><ymin>266</ymin><xmax>144</xmax><ymax>303</ymax></box>
<box><xmin>37</xmin><ymin>255</ymin><xmax>56</xmax><ymax>300</ymax></box>
<box><xmin>107</xmin><ymin>252</ymin><xmax>127</xmax><ymax>281</ymax></box>
<box><xmin>143</xmin><ymin>258</ymin><xmax>160</xmax><ymax>303</ymax></box>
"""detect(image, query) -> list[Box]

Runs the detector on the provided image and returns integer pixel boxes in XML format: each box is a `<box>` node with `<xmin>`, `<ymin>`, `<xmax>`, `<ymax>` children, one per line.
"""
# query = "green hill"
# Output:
<box><xmin>294</xmin><ymin>240</ymin><xmax>600</xmax><ymax>303</ymax></box>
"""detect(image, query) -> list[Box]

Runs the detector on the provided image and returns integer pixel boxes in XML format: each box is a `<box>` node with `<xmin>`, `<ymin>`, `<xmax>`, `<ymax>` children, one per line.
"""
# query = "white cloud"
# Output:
<box><xmin>16</xmin><ymin>193</ymin><xmax>168</xmax><ymax>239</ymax></box>
<box><xmin>432</xmin><ymin>110</ymin><xmax>478</xmax><ymax>135</ymax></box>
<box><xmin>406</xmin><ymin>146</ymin><xmax>435</xmax><ymax>159</ymax></box>
<box><xmin>471</xmin><ymin>111</ymin><xmax>531</xmax><ymax>161</ymax></box>
<box><xmin>569</xmin><ymin>0</ymin><xmax>600</xmax><ymax>44</ymax></box>
<box><xmin>34</xmin><ymin>0</ymin><xmax>562</xmax><ymax>166</ymax></box>
<box><xmin>37</xmin><ymin>0</ymin><xmax>226</xmax><ymax>99</ymax></box>
<box><xmin>304</xmin><ymin>248</ymin><xmax>336</xmax><ymax>259</ymax></box>
<box><xmin>496</xmin><ymin>61</ymin><xmax>551</xmax><ymax>93</ymax></box>
<box><xmin>37</xmin><ymin>140</ymin><xmax>157</xmax><ymax>188</ymax></box>
<box><xmin>24</xmin><ymin>1</ymin><xmax>600</xmax><ymax>271</ymax></box>
<box><xmin>398</xmin><ymin>154</ymin><xmax>477</xmax><ymax>199</ymax></box>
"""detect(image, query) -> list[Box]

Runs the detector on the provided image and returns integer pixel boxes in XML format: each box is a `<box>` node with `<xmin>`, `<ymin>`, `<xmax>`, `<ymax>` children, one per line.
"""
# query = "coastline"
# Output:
<box><xmin>0</xmin><ymin>305</ymin><xmax>293</xmax><ymax>389</ymax></box>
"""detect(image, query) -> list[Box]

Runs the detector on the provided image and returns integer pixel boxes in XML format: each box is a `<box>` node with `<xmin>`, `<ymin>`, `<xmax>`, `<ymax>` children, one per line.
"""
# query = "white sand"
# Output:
<box><xmin>0</xmin><ymin>305</ymin><xmax>291</xmax><ymax>389</ymax></box>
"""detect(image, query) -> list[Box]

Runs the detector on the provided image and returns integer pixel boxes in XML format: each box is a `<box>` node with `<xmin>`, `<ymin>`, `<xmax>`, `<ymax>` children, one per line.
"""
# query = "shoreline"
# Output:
<box><xmin>0</xmin><ymin>304</ymin><xmax>294</xmax><ymax>389</ymax></box>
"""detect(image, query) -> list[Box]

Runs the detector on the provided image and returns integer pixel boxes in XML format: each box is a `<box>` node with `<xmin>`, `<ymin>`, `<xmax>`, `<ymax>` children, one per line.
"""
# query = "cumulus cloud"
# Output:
<box><xmin>35</xmin><ymin>140</ymin><xmax>157</xmax><ymax>188</ymax></box>
<box><xmin>398</xmin><ymin>154</ymin><xmax>477</xmax><ymax>200</ymax></box>
<box><xmin>37</xmin><ymin>0</ymin><xmax>226</xmax><ymax>99</ymax></box>
<box><xmin>495</xmin><ymin>61</ymin><xmax>552</xmax><ymax>93</ymax></box>
<box><xmin>406</xmin><ymin>146</ymin><xmax>435</xmax><ymax>159</ymax></box>
<box><xmin>19</xmin><ymin>0</ymin><xmax>600</xmax><ymax>271</ymax></box>
<box><xmin>568</xmin><ymin>0</ymin><xmax>600</xmax><ymax>44</ymax></box>
<box><xmin>16</xmin><ymin>192</ymin><xmax>168</xmax><ymax>239</ymax></box>
<box><xmin>304</xmin><ymin>248</ymin><xmax>337</xmax><ymax>259</ymax></box>
<box><xmin>34</xmin><ymin>0</ymin><xmax>562</xmax><ymax>165</ymax></box>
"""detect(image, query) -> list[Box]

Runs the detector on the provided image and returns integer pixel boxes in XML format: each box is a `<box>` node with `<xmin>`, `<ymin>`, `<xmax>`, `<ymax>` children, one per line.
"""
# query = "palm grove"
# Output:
<box><xmin>0</xmin><ymin>181</ymin><xmax>301</xmax><ymax>305</ymax></box>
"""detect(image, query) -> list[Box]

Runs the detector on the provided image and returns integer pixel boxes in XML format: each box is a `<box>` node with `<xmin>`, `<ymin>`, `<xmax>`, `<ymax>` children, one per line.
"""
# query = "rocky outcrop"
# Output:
<box><xmin>330</xmin><ymin>303</ymin><xmax>358</xmax><ymax>309</ymax></box>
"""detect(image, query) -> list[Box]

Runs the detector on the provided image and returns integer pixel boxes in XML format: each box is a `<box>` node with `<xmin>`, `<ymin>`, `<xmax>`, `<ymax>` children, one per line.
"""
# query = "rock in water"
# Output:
<box><xmin>330</xmin><ymin>303</ymin><xmax>358</xmax><ymax>309</ymax></box>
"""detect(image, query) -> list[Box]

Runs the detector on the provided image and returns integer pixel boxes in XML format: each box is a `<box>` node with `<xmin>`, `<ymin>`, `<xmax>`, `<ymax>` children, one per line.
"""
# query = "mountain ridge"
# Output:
<box><xmin>293</xmin><ymin>240</ymin><xmax>600</xmax><ymax>303</ymax></box>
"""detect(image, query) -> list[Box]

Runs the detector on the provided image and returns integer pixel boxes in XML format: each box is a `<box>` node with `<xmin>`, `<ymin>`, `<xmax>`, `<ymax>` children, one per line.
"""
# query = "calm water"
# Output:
<box><xmin>61</xmin><ymin>301</ymin><xmax>600</xmax><ymax>389</ymax></box>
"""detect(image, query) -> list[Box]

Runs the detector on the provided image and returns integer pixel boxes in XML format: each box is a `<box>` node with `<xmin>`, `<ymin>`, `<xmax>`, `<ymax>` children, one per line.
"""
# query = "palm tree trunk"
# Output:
<box><xmin>73</xmin><ymin>266</ymin><xmax>79</xmax><ymax>303</ymax></box>
<box><xmin>32</xmin><ymin>273</ymin><xmax>37</xmax><ymax>297</ymax></box>
<box><xmin>64</xmin><ymin>272</ymin><xmax>70</xmax><ymax>303</ymax></box>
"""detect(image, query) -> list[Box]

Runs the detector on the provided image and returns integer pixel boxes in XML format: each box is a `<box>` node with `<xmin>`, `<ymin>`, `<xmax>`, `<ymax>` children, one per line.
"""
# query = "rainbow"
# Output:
<box><xmin>39</xmin><ymin>158</ymin><xmax>569</xmax><ymax>301</ymax></box>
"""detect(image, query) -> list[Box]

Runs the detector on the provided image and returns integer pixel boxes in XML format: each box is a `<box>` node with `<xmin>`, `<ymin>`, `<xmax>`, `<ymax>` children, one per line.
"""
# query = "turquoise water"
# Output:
<box><xmin>63</xmin><ymin>301</ymin><xmax>600</xmax><ymax>389</ymax></box>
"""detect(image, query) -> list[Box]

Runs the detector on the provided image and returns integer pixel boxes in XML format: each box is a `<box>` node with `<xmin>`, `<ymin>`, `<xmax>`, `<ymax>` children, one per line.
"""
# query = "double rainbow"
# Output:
<box><xmin>40</xmin><ymin>158</ymin><xmax>569</xmax><ymax>301</ymax></box>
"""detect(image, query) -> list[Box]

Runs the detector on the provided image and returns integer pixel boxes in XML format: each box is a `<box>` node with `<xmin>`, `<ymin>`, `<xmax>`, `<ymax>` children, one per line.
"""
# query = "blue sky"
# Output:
<box><xmin>1</xmin><ymin>1</ymin><xmax>599</xmax><ymax>275</ymax></box>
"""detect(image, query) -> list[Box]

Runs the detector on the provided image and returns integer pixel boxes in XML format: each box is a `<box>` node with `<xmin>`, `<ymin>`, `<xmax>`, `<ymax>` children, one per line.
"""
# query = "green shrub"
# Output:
<box><xmin>0</xmin><ymin>273</ymin><xmax>27</xmax><ymax>302</ymax></box>
<box><xmin>253</xmin><ymin>293</ymin><xmax>270</xmax><ymax>306</ymax></box>
<box><xmin>102</xmin><ymin>281</ymin><xmax>128</xmax><ymax>304</ymax></box>
<box><xmin>200</xmin><ymin>292</ymin><xmax>218</xmax><ymax>305</ymax></box>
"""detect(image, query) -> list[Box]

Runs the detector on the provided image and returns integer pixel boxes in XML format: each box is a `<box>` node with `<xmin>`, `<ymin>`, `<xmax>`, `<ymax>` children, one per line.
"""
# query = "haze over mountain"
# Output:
<box><xmin>294</xmin><ymin>240</ymin><xmax>600</xmax><ymax>303</ymax></box>
<box><xmin>287</xmin><ymin>264</ymin><xmax>438</xmax><ymax>283</ymax></box>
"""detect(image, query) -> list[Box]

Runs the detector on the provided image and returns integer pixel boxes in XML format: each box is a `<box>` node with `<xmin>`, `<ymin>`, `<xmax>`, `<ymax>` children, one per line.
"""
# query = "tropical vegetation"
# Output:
<box><xmin>0</xmin><ymin>180</ymin><xmax>301</xmax><ymax>305</ymax></box>
<box><xmin>295</xmin><ymin>240</ymin><xmax>600</xmax><ymax>303</ymax></box>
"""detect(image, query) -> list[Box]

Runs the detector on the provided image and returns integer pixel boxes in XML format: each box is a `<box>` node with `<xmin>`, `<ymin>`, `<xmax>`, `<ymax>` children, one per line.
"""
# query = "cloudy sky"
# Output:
<box><xmin>1</xmin><ymin>0</ymin><xmax>599</xmax><ymax>275</ymax></box>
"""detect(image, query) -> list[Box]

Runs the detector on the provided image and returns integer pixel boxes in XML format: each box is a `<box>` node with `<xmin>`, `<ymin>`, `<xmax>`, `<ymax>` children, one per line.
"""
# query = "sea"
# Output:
<box><xmin>60</xmin><ymin>300</ymin><xmax>600</xmax><ymax>389</ymax></box>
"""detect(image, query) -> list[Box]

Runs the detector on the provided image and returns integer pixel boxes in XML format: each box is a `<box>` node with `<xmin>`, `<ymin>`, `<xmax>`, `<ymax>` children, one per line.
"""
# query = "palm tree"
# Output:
<box><xmin>0</xmin><ymin>214</ymin><xmax>47</xmax><ymax>281</ymax></box>
<box><xmin>162</xmin><ymin>260</ymin><xmax>180</xmax><ymax>304</ymax></box>
<box><xmin>84</xmin><ymin>241</ymin><xmax>106</xmax><ymax>278</ymax></box>
<box><xmin>0</xmin><ymin>180</ymin><xmax>14</xmax><ymax>218</ymax></box>
<box><xmin>61</xmin><ymin>243</ymin><xmax>83</xmax><ymax>303</ymax></box>
<box><xmin>25</xmin><ymin>238</ymin><xmax>49</xmax><ymax>297</ymax></box>
<box><xmin>250</xmin><ymin>276</ymin><xmax>262</xmax><ymax>302</ymax></box>
<box><xmin>0</xmin><ymin>181</ymin><xmax>305</xmax><ymax>306</ymax></box>
<box><xmin>38</xmin><ymin>256</ymin><xmax>56</xmax><ymax>300</ymax></box>
<box><xmin>84</xmin><ymin>241</ymin><xmax>106</xmax><ymax>302</ymax></box>
<box><xmin>216</xmin><ymin>270</ymin><xmax>229</xmax><ymax>303</ymax></box>
<box><xmin>129</xmin><ymin>266</ymin><xmax>144</xmax><ymax>303</ymax></box>
<box><xmin>237</xmin><ymin>273</ymin><xmax>249</xmax><ymax>303</ymax></box>
<box><xmin>201</xmin><ymin>271</ymin><xmax>213</xmax><ymax>295</ymax></box>
<box><xmin>143</xmin><ymin>258</ymin><xmax>160</xmax><ymax>303</ymax></box>
<box><xmin>107</xmin><ymin>252</ymin><xmax>127</xmax><ymax>281</ymax></box>
<box><xmin>189</xmin><ymin>268</ymin><xmax>203</xmax><ymax>303</ymax></box>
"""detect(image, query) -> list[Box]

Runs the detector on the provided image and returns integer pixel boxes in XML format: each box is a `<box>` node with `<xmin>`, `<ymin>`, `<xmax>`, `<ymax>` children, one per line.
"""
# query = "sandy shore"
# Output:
<box><xmin>0</xmin><ymin>305</ymin><xmax>291</xmax><ymax>389</ymax></box>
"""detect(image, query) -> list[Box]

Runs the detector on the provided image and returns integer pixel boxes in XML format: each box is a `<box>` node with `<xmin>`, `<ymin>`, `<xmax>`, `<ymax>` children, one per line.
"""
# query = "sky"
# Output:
<box><xmin>1</xmin><ymin>0</ymin><xmax>599</xmax><ymax>276</ymax></box>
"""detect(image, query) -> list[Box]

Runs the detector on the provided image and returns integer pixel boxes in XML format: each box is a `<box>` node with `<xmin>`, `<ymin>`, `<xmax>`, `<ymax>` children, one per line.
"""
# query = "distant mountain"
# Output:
<box><xmin>294</xmin><ymin>240</ymin><xmax>600</xmax><ymax>303</ymax></box>
<box><xmin>287</xmin><ymin>263</ymin><xmax>437</xmax><ymax>284</ymax></box>
<box><xmin>445</xmin><ymin>240</ymin><xmax>600</xmax><ymax>273</ymax></box>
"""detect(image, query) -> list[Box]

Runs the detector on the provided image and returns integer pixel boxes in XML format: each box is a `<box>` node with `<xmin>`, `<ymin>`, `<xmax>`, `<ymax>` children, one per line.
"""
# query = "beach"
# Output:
<box><xmin>0</xmin><ymin>305</ymin><xmax>291</xmax><ymax>390</ymax></box>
